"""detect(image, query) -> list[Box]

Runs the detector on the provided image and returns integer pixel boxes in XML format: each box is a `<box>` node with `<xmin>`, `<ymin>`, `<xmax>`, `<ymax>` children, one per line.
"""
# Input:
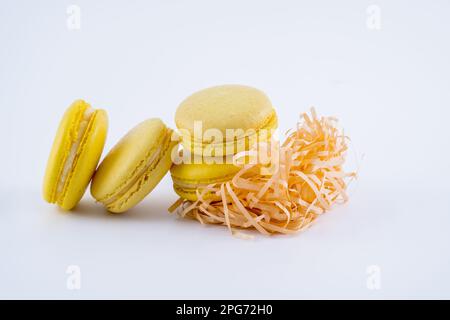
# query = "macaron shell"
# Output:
<box><xmin>175</xmin><ymin>85</ymin><xmax>275</xmax><ymax>134</ymax></box>
<box><xmin>106</xmin><ymin>139</ymin><xmax>178</xmax><ymax>213</ymax></box>
<box><xmin>58</xmin><ymin>109</ymin><xmax>108</xmax><ymax>210</ymax></box>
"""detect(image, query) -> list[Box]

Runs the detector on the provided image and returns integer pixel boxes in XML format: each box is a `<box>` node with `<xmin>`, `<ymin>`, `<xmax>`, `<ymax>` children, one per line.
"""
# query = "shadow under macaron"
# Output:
<box><xmin>59</xmin><ymin>196</ymin><xmax>176</xmax><ymax>223</ymax></box>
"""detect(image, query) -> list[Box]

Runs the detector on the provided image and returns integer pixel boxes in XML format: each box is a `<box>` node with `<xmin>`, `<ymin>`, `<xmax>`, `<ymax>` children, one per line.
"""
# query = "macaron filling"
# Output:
<box><xmin>55</xmin><ymin>107</ymin><xmax>94</xmax><ymax>200</ymax></box>
<box><xmin>173</xmin><ymin>181</ymin><xmax>207</xmax><ymax>190</ymax></box>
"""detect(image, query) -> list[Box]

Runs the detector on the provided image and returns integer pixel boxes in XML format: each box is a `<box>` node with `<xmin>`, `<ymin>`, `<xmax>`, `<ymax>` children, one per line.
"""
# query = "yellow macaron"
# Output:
<box><xmin>170</xmin><ymin>162</ymin><xmax>240</xmax><ymax>202</ymax></box>
<box><xmin>175</xmin><ymin>85</ymin><xmax>278</xmax><ymax>157</ymax></box>
<box><xmin>43</xmin><ymin>100</ymin><xmax>108</xmax><ymax>210</ymax></box>
<box><xmin>91</xmin><ymin>118</ymin><xmax>178</xmax><ymax>213</ymax></box>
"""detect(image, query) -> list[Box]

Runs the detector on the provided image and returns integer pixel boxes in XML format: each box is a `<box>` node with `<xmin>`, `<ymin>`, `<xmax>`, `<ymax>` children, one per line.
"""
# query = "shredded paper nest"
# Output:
<box><xmin>169</xmin><ymin>108</ymin><xmax>356</xmax><ymax>236</ymax></box>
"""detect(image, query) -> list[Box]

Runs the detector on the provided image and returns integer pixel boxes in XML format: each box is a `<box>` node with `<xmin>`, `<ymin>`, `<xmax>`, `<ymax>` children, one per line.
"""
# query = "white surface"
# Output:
<box><xmin>1</xmin><ymin>0</ymin><xmax>449</xmax><ymax>299</ymax></box>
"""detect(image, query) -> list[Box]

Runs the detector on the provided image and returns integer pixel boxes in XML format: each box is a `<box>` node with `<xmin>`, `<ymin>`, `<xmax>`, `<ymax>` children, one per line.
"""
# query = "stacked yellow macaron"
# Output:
<box><xmin>175</xmin><ymin>85</ymin><xmax>278</xmax><ymax>157</ymax></box>
<box><xmin>171</xmin><ymin>85</ymin><xmax>278</xmax><ymax>201</ymax></box>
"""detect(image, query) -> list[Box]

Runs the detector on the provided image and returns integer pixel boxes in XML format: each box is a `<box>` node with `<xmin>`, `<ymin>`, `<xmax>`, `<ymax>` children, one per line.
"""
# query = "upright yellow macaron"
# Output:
<box><xmin>170</xmin><ymin>162</ymin><xmax>240</xmax><ymax>201</ymax></box>
<box><xmin>43</xmin><ymin>100</ymin><xmax>108</xmax><ymax>210</ymax></box>
<box><xmin>175</xmin><ymin>85</ymin><xmax>278</xmax><ymax>157</ymax></box>
<box><xmin>91</xmin><ymin>118</ymin><xmax>178</xmax><ymax>213</ymax></box>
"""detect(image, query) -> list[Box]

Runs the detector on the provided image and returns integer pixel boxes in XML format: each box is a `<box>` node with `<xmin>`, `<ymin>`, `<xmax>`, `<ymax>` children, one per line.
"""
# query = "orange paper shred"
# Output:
<box><xmin>169</xmin><ymin>108</ymin><xmax>356</xmax><ymax>235</ymax></box>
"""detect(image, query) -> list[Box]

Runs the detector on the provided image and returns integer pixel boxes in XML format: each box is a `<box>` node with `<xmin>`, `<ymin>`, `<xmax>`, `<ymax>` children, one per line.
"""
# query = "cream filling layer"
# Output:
<box><xmin>173</xmin><ymin>181</ymin><xmax>210</xmax><ymax>190</ymax></box>
<box><xmin>55</xmin><ymin>107</ymin><xmax>94</xmax><ymax>200</ymax></box>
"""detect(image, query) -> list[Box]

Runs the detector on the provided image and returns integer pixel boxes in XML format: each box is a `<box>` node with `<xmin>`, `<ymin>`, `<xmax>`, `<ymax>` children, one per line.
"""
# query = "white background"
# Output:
<box><xmin>1</xmin><ymin>0</ymin><xmax>449</xmax><ymax>299</ymax></box>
